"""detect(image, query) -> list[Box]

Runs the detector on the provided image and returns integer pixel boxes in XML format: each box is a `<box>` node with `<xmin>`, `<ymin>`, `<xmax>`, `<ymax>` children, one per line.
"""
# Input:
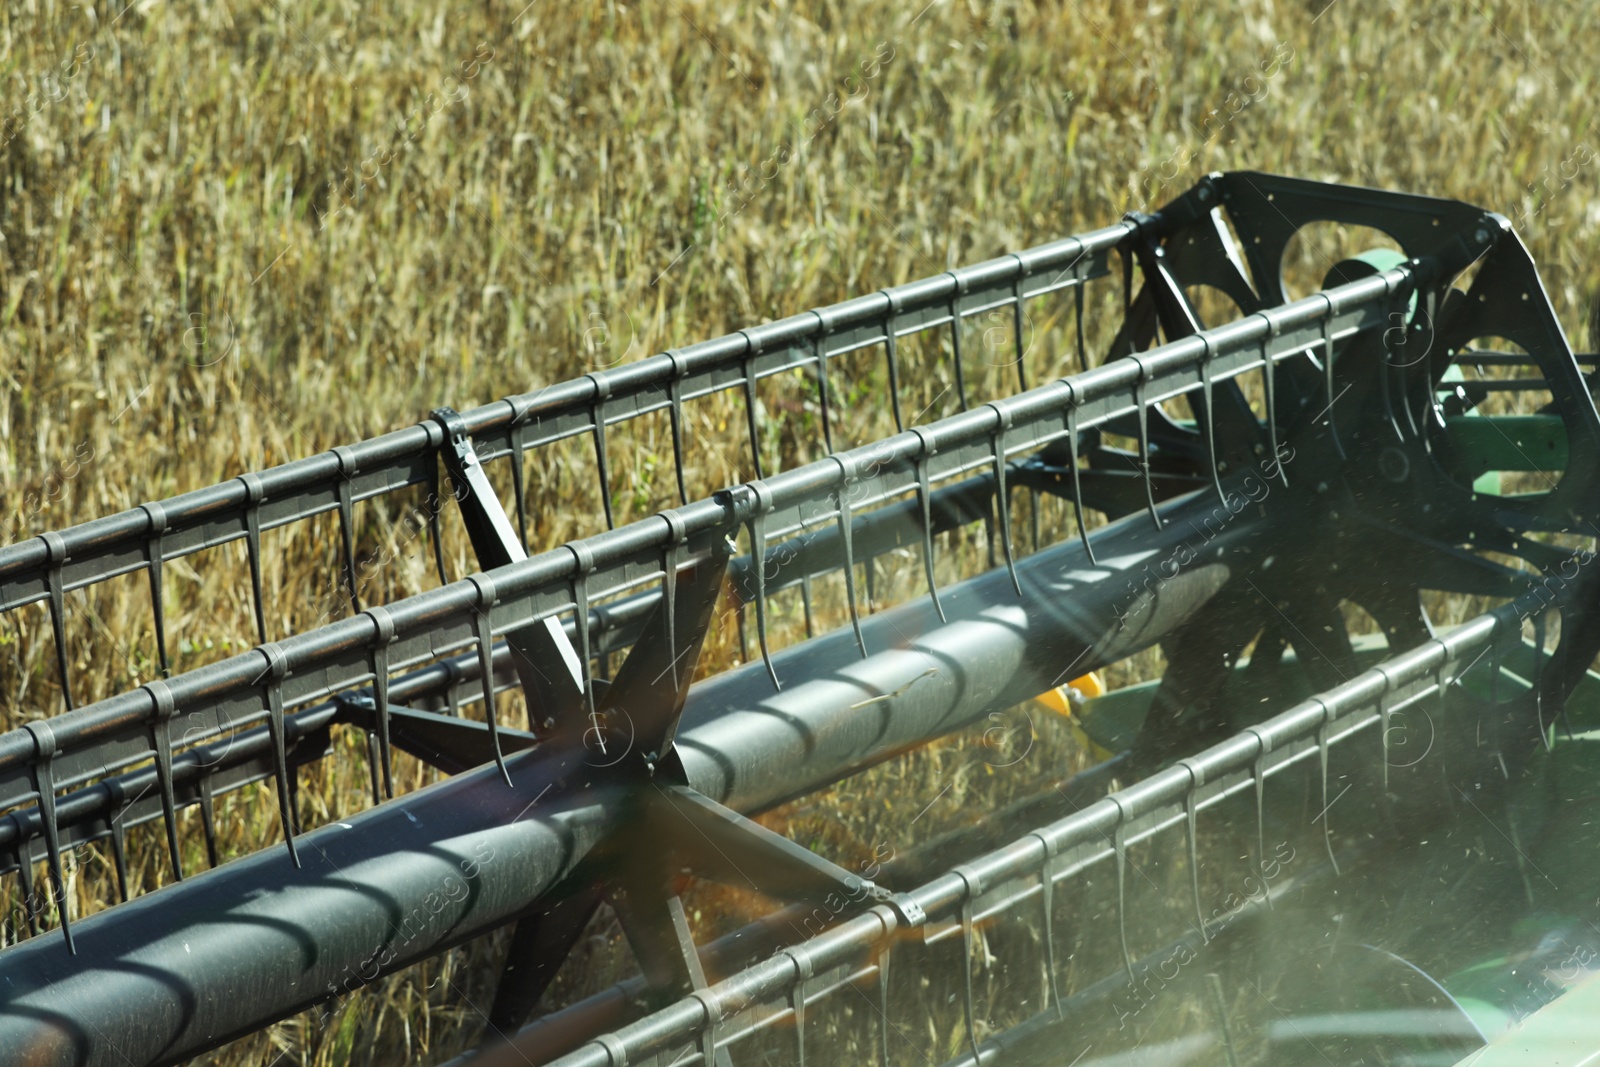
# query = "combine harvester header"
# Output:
<box><xmin>2</xmin><ymin>172</ymin><xmax>1598</xmax><ymax>1066</ymax></box>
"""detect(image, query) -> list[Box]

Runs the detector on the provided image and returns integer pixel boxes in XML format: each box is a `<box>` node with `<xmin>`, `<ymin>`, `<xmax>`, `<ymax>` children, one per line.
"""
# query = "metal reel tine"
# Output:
<box><xmin>664</xmin><ymin>533</ymin><xmax>681</xmax><ymax>690</ymax></box>
<box><xmin>956</xmin><ymin>870</ymin><xmax>982</xmax><ymax>1064</ymax></box>
<box><xmin>1250</xmin><ymin>730</ymin><xmax>1270</xmax><ymax>909</ymax></box>
<box><xmin>332</xmin><ymin>446</ymin><xmax>361</xmax><ymax>613</ymax></box>
<box><xmin>1132</xmin><ymin>357</ymin><xmax>1163</xmax><ymax>531</ymax></box>
<box><xmin>1065</xmin><ymin>402</ymin><xmax>1097</xmax><ymax>564</ymax></box>
<box><xmin>880</xmin><ymin>291</ymin><xmax>906</xmax><ymax>432</ymax></box>
<box><xmin>362</xmin><ymin>730</ymin><xmax>382</xmax><ymax>807</ymax></box>
<box><xmin>1029</xmin><ymin>488</ymin><xmax>1041</xmax><ymax>554</ymax></box>
<box><xmin>364</xmin><ymin>605</ymin><xmax>396</xmax><ymax>799</ymax></box>
<box><xmin>667</xmin><ymin>352</ymin><xmax>692</xmax><ymax>505</ymax></box>
<box><xmin>1261</xmin><ymin>337</ymin><xmax>1286</xmax><ymax>486</ymax></box>
<box><xmin>832</xmin><ymin>457</ymin><xmax>869</xmax><ymax>658</ymax></box>
<box><xmin>811</xmin><ymin>328</ymin><xmax>836</xmax><ymax>454</ymax></box>
<box><xmin>1534</xmin><ymin>611</ymin><xmax>1551</xmax><ymax>751</ymax></box>
<box><xmin>799</xmin><ymin>570</ymin><xmax>816</xmax><ymax>638</ymax></box>
<box><xmin>108</xmin><ymin>809</ymin><xmax>131</xmax><ymax>904</ymax></box>
<box><xmin>1556</xmin><ymin>606</ymin><xmax>1577</xmax><ymax>741</ymax></box>
<box><xmin>1200</xmin><ymin>334</ymin><xmax>1226</xmax><ymax>503</ymax></box>
<box><xmin>1376</xmin><ymin>665</ymin><xmax>1394</xmax><ymax>794</ymax></box>
<box><xmin>1489</xmin><ymin>616</ymin><xmax>1503</xmax><ymax>713</ymax></box>
<box><xmin>1113</xmin><ymin>810</ymin><xmax>1135</xmax><ymax>982</ymax></box>
<box><xmin>41</xmin><ymin>532</ymin><xmax>73</xmax><ymax>710</ymax></box>
<box><xmin>1075</xmin><ymin>252</ymin><xmax>1089</xmax><ymax>373</ymax></box>
<box><xmin>1314</xmin><ymin>701</ymin><xmax>1341</xmax><ymax>877</ymax></box>
<box><xmin>741</xmin><ymin>343</ymin><xmax>765</xmax><ymax>480</ymax></box>
<box><xmin>256</xmin><ymin>645</ymin><xmax>301</xmax><ymax>868</ymax></box>
<box><xmin>1121</xmin><ymin>237</ymin><xmax>1135</xmax><ymax>317</ymax></box>
<box><xmin>1028</xmin><ymin>831</ymin><xmax>1063</xmax><ymax>1018</ymax></box>
<box><xmin>785</xmin><ymin>951</ymin><xmax>809</xmax><ymax>1067</ymax></box>
<box><xmin>1319</xmin><ymin>295</ymin><xmax>1347</xmax><ymax>459</ymax></box>
<box><xmin>467</xmin><ymin>578</ymin><xmax>513</xmax><ymax>787</ymax></box>
<box><xmin>509</xmin><ymin>421</ymin><xmax>530</xmax><ymax>550</ymax></box>
<box><xmin>735</xmin><ymin>600</ymin><xmax>749</xmax><ymax>663</ymax></box>
<box><xmin>985</xmin><ymin>405</ymin><xmax>1023</xmax><ymax>596</ymax></box>
<box><xmin>982</xmin><ymin>492</ymin><xmax>998</xmax><ymax>572</ymax></box>
<box><xmin>1179</xmin><ymin>764</ymin><xmax>1206</xmax><ymax>938</ymax></box>
<box><xmin>911</xmin><ymin>430</ymin><xmax>947</xmax><ymax>623</ymax></box>
<box><xmin>947</xmin><ymin>280</ymin><xmax>970</xmax><ymax>411</ymax></box>
<box><xmin>23</xmin><ymin>723</ymin><xmax>73</xmax><ymax>953</ymax></box>
<box><xmin>565</xmin><ymin>541</ymin><xmax>602</xmax><ymax>746</ymax></box>
<box><xmin>586</xmin><ymin>375</ymin><xmax>616</xmax><ymax>531</ymax></box>
<box><xmin>140</xmin><ymin>503</ymin><xmax>171</xmax><ymax>677</ymax></box>
<box><xmin>198</xmin><ymin>772</ymin><xmax>221</xmax><ymax>869</ymax></box>
<box><xmin>428</xmin><ymin>455</ymin><xmax>450</xmax><ymax>585</ymax></box>
<box><xmin>239</xmin><ymin>473</ymin><xmax>269</xmax><ymax>644</ymax></box>
<box><xmin>1010</xmin><ymin>267</ymin><xmax>1030</xmax><ymax>392</ymax></box>
<box><xmin>877</xmin><ymin>944</ymin><xmax>893</xmax><ymax>1066</ymax></box>
<box><xmin>142</xmin><ymin>680</ymin><xmax>186</xmax><ymax>881</ymax></box>
<box><xmin>739</xmin><ymin>491</ymin><xmax>780</xmax><ymax>691</ymax></box>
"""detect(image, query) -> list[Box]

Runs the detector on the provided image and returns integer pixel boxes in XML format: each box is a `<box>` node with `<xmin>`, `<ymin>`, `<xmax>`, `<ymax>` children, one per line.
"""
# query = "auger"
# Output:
<box><xmin>3</xmin><ymin>171</ymin><xmax>1599</xmax><ymax>1067</ymax></box>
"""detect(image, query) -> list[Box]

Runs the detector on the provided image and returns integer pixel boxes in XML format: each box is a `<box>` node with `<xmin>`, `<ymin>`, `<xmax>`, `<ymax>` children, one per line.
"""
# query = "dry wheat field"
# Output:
<box><xmin>2</xmin><ymin>1</ymin><xmax>1598</xmax><ymax>1064</ymax></box>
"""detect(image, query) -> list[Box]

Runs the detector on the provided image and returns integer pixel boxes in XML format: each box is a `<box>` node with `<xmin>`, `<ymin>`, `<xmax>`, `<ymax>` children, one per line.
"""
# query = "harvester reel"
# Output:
<box><xmin>1023</xmin><ymin>175</ymin><xmax>1600</xmax><ymax>776</ymax></box>
<box><xmin>4</xmin><ymin>172</ymin><xmax>1600</xmax><ymax>1067</ymax></box>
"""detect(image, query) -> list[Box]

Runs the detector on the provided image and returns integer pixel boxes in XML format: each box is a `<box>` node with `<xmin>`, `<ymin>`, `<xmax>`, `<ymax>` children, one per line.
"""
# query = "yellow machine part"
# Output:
<box><xmin>1033</xmin><ymin>671</ymin><xmax>1105</xmax><ymax>716</ymax></box>
<box><xmin>1031</xmin><ymin>672</ymin><xmax>1112</xmax><ymax>761</ymax></box>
